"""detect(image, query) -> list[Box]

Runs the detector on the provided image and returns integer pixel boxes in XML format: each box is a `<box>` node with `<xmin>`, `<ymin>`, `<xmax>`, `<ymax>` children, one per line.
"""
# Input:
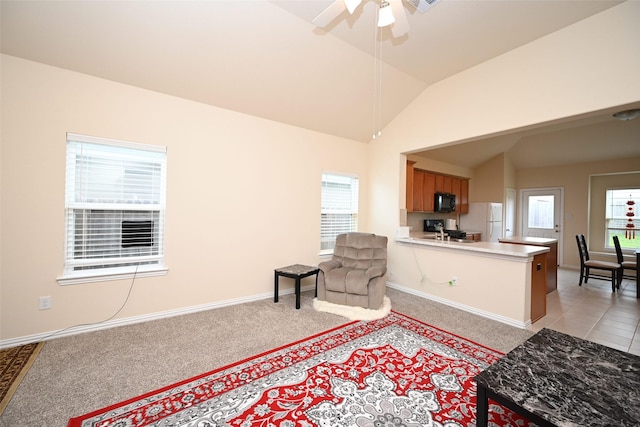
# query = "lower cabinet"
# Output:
<box><xmin>531</xmin><ymin>253</ymin><xmax>547</xmax><ymax>323</ymax></box>
<box><xmin>466</xmin><ymin>232</ymin><xmax>482</xmax><ymax>241</ymax></box>
<box><xmin>499</xmin><ymin>239</ymin><xmax>557</xmax><ymax>294</ymax></box>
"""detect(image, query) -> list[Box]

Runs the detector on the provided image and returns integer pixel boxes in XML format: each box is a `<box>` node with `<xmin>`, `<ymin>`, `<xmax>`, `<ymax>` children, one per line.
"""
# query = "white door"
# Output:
<box><xmin>521</xmin><ymin>187</ymin><xmax>563</xmax><ymax>264</ymax></box>
<box><xmin>505</xmin><ymin>188</ymin><xmax>516</xmax><ymax>238</ymax></box>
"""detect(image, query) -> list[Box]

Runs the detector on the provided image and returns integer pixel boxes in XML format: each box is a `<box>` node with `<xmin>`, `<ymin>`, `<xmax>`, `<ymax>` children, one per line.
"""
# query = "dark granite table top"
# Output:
<box><xmin>474</xmin><ymin>328</ymin><xmax>640</xmax><ymax>426</ymax></box>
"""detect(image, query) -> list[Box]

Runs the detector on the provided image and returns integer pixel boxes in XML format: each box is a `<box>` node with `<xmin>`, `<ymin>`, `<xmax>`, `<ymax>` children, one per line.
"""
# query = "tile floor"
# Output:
<box><xmin>529</xmin><ymin>267</ymin><xmax>640</xmax><ymax>355</ymax></box>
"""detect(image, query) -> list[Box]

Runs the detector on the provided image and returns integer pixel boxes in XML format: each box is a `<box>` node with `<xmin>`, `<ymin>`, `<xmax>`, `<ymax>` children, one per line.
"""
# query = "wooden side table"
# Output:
<box><xmin>274</xmin><ymin>264</ymin><xmax>320</xmax><ymax>309</ymax></box>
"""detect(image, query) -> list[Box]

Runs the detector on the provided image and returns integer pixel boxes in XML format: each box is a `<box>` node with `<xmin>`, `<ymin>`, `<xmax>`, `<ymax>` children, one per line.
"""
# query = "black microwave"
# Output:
<box><xmin>434</xmin><ymin>192</ymin><xmax>456</xmax><ymax>212</ymax></box>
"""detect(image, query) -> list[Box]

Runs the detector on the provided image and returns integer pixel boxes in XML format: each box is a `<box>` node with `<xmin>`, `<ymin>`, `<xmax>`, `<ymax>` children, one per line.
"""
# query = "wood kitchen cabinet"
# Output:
<box><xmin>413</xmin><ymin>169</ymin><xmax>425</xmax><ymax>211</ymax></box>
<box><xmin>459</xmin><ymin>179</ymin><xmax>469</xmax><ymax>213</ymax></box>
<box><xmin>530</xmin><ymin>252</ymin><xmax>547</xmax><ymax>323</ymax></box>
<box><xmin>422</xmin><ymin>172</ymin><xmax>435</xmax><ymax>212</ymax></box>
<box><xmin>451</xmin><ymin>177</ymin><xmax>460</xmax><ymax>200</ymax></box>
<box><xmin>466</xmin><ymin>232</ymin><xmax>482</xmax><ymax>241</ymax></box>
<box><xmin>434</xmin><ymin>174</ymin><xmax>444</xmax><ymax>193</ymax></box>
<box><xmin>442</xmin><ymin>175</ymin><xmax>452</xmax><ymax>194</ymax></box>
<box><xmin>406</xmin><ymin>161</ymin><xmax>470</xmax><ymax>213</ymax></box>
<box><xmin>406</xmin><ymin>161</ymin><xmax>415</xmax><ymax>212</ymax></box>
<box><xmin>451</xmin><ymin>177</ymin><xmax>469</xmax><ymax>213</ymax></box>
<box><xmin>409</xmin><ymin>169</ymin><xmax>435</xmax><ymax>212</ymax></box>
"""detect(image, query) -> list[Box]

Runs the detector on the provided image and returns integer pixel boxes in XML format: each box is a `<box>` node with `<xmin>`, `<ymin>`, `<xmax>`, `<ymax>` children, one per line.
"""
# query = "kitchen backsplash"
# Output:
<box><xmin>407</xmin><ymin>212</ymin><xmax>458</xmax><ymax>232</ymax></box>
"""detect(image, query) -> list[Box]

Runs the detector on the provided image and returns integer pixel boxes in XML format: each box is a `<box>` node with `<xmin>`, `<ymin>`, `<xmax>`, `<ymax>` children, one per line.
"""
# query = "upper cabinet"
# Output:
<box><xmin>406</xmin><ymin>161</ymin><xmax>469</xmax><ymax>213</ymax></box>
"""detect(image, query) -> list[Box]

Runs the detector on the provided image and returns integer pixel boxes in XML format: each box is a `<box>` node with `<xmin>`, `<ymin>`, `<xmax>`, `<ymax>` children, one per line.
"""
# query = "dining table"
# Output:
<box><xmin>636</xmin><ymin>248</ymin><xmax>639</xmax><ymax>298</ymax></box>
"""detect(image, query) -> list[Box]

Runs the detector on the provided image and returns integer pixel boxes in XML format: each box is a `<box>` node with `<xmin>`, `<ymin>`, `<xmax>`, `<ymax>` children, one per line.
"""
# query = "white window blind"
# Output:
<box><xmin>321</xmin><ymin>172</ymin><xmax>359</xmax><ymax>252</ymax></box>
<box><xmin>62</xmin><ymin>133</ymin><xmax>167</xmax><ymax>281</ymax></box>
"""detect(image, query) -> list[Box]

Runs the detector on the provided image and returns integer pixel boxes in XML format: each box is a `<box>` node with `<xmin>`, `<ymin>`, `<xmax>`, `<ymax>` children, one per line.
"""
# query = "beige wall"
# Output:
<box><xmin>517</xmin><ymin>158</ymin><xmax>640</xmax><ymax>268</ymax></box>
<box><xmin>0</xmin><ymin>55</ymin><xmax>370</xmax><ymax>342</ymax></box>
<box><xmin>405</xmin><ymin>154</ymin><xmax>473</xmax><ymax>180</ymax></box>
<box><xmin>470</xmin><ymin>153</ymin><xmax>506</xmax><ymax>203</ymax></box>
<box><xmin>370</xmin><ymin>2</ymin><xmax>640</xmax><ymax>298</ymax></box>
<box><xmin>2</xmin><ymin>2</ymin><xmax>640</xmax><ymax>343</ymax></box>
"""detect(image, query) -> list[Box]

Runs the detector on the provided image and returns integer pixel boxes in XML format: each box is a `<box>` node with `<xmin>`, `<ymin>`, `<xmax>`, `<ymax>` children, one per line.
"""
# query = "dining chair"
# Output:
<box><xmin>576</xmin><ymin>234</ymin><xmax>621</xmax><ymax>292</ymax></box>
<box><xmin>612</xmin><ymin>235</ymin><xmax>637</xmax><ymax>286</ymax></box>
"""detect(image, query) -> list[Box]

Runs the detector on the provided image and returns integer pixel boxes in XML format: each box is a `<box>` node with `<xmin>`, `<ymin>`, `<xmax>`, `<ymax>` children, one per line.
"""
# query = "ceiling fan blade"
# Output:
<box><xmin>389</xmin><ymin>0</ymin><xmax>410</xmax><ymax>37</ymax></box>
<box><xmin>312</xmin><ymin>0</ymin><xmax>347</xmax><ymax>28</ymax></box>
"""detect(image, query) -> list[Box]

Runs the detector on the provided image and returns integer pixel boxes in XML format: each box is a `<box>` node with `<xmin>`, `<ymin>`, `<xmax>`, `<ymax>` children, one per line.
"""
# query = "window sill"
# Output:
<box><xmin>57</xmin><ymin>266</ymin><xmax>168</xmax><ymax>285</ymax></box>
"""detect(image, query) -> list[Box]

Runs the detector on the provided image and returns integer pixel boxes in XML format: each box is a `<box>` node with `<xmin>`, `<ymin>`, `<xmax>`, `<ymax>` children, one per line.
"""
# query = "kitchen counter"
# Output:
<box><xmin>499</xmin><ymin>237</ymin><xmax>558</xmax><ymax>293</ymax></box>
<box><xmin>498</xmin><ymin>236</ymin><xmax>557</xmax><ymax>245</ymax></box>
<box><xmin>398</xmin><ymin>234</ymin><xmax>549</xmax><ymax>261</ymax></box>
<box><xmin>394</xmin><ymin>234</ymin><xmax>550</xmax><ymax>327</ymax></box>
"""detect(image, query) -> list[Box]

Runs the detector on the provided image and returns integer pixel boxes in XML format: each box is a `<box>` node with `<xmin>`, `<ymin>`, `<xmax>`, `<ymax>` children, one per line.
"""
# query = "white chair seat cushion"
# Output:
<box><xmin>585</xmin><ymin>260</ymin><xmax>620</xmax><ymax>269</ymax></box>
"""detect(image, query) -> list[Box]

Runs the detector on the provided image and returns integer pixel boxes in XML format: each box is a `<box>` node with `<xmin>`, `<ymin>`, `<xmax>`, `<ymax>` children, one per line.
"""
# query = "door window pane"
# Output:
<box><xmin>527</xmin><ymin>195</ymin><xmax>554</xmax><ymax>229</ymax></box>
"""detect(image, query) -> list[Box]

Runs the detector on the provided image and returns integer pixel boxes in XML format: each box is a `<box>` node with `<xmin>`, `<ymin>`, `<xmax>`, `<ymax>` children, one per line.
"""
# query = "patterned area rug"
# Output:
<box><xmin>0</xmin><ymin>342</ymin><xmax>44</xmax><ymax>415</ymax></box>
<box><xmin>68</xmin><ymin>312</ymin><xmax>532</xmax><ymax>427</ymax></box>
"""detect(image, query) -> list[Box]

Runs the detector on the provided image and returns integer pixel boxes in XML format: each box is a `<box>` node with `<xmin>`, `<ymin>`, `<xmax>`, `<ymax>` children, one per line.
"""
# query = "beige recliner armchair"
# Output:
<box><xmin>317</xmin><ymin>232</ymin><xmax>388</xmax><ymax>309</ymax></box>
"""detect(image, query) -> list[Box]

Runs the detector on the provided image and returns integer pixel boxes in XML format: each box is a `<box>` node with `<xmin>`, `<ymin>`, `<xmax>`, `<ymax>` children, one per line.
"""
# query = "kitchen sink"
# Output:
<box><xmin>452</xmin><ymin>239</ymin><xmax>477</xmax><ymax>243</ymax></box>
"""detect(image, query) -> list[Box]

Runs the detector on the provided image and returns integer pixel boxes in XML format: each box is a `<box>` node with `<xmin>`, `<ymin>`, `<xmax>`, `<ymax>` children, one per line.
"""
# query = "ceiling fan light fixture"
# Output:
<box><xmin>377</xmin><ymin>1</ymin><xmax>395</xmax><ymax>27</ymax></box>
<box><xmin>613</xmin><ymin>108</ymin><xmax>640</xmax><ymax>121</ymax></box>
<box><xmin>344</xmin><ymin>0</ymin><xmax>362</xmax><ymax>14</ymax></box>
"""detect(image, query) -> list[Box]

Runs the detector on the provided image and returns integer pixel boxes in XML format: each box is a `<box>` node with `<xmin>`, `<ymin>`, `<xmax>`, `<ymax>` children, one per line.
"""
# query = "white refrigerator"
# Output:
<box><xmin>460</xmin><ymin>202</ymin><xmax>503</xmax><ymax>242</ymax></box>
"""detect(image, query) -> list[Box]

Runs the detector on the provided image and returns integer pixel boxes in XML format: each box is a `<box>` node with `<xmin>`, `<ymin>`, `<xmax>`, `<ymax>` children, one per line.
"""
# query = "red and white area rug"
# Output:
<box><xmin>68</xmin><ymin>311</ymin><xmax>532</xmax><ymax>427</ymax></box>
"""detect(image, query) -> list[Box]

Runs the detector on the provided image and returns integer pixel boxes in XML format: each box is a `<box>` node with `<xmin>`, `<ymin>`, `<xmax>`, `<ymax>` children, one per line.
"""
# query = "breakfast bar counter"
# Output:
<box><xmin>396</xmin><ymin>235</ymin><xmax>550</xmax><ymax>260</ymax></box>
<box><xmin>499</xmin><ymin>237</ymin><xmax>558</xmax><ymax>293</ymax></box>
<box><xmin>394</xmin><ymin>235</ymin><xmax>550</xmax><ymax>327</ymax></box>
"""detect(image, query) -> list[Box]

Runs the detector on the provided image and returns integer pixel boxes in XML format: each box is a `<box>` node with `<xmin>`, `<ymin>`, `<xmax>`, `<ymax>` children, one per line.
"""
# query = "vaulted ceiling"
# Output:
<box><xmin>2</xmin><ymin>0</ymin><xmax>638</xmax><ymax>167</ymax></box>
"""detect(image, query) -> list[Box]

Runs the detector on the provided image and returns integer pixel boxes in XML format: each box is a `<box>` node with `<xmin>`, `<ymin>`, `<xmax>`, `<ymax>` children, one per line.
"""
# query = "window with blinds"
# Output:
<box><xmin>62</xmin><ymin>133</ymin><xmax>167</xmax><ymax>282</ymax></box>
<box><xmin>605</xmin><ymin>188</ymin><xmax>639</xmax><ymax>250</ymax></box>
<box><xmin>321</xmin><ymin>172</ymin><xmax>359</xmax><ymax>252</ymax></box>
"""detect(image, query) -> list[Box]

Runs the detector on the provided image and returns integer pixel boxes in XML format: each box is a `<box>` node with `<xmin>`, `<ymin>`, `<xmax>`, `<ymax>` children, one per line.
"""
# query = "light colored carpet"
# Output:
<box><xmin>0</xmin><ymin>287</ymin><xmax>533</xmax><ymax>427</ymax></box>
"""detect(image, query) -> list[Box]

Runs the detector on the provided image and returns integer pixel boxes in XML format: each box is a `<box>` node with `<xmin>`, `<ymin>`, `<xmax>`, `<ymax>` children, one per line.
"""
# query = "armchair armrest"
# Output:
<box><xmin>319</xmin><ymin>259</ymin><xmax>342</xmax><ymax>274</ymax></box>
<box><xmin>365</xmin><ymin>265</ymin><xmax>386</xmax><ymax>279</ymax></box>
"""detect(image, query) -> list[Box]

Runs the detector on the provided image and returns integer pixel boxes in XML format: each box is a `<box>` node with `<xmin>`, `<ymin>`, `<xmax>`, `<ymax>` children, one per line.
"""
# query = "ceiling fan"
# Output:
<box><xmin>312</xmin><ymin>0</ymin><xmax>440</xmax><ymax>38</ymax></box>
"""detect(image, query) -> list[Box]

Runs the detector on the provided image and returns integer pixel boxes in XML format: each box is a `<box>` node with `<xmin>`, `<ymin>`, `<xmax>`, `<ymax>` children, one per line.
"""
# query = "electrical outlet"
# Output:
<box><xmin>449</xmin><ymin>277</ymin><xmax>458</xmax><ymax>286</ymax></box>
<box><xmin>39</xmin><ymin>296</ymin><xmax>52</xmax><ymax>310</ymax></box>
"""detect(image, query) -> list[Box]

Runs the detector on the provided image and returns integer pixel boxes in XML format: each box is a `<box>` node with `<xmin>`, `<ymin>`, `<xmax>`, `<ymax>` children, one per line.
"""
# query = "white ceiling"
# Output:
<box><xmin>2</xmin><ymin>0</ymin><xmax>638</xmax><ymax>167</ymax></box>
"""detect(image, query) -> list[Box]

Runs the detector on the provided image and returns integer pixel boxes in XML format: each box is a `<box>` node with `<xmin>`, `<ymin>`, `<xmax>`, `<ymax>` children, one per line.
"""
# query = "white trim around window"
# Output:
<box><xmin>320</xmin><ymin>171</ymin><xmax>359</xmax><ymax>255</ymax></box>
<box><xmin>58</xmin><ymin>133</ymin><xmax>168</xmax><ymax>285</ymax></box>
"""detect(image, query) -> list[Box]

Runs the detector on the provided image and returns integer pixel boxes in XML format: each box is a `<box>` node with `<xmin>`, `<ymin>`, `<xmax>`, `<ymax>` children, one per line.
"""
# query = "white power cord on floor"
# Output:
<box><xmin>28</xmin><ymin>264</ymin><xmax>140</xmax><ymax>345</ymax></box>
<box><xmin>406</xmin><ymin>238</ymin><xmax>457</xmax><ymax>286</ymax></box>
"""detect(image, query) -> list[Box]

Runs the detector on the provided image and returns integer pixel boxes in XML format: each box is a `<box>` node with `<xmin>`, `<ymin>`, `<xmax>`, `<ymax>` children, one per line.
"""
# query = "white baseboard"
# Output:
<box><xmin>1</xmin><ymin>281</ymin><xmax>529</xmax><ymax>348</ymax></box>
<box><xmin>0</xmin><ymin>285</ymin><xmax>315</xmax><ymax>350</ymax></box>
<box><xmin>385</xmin><ymin>281</ymin><xmax>530</xmax><ymax>329</ymax></box>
